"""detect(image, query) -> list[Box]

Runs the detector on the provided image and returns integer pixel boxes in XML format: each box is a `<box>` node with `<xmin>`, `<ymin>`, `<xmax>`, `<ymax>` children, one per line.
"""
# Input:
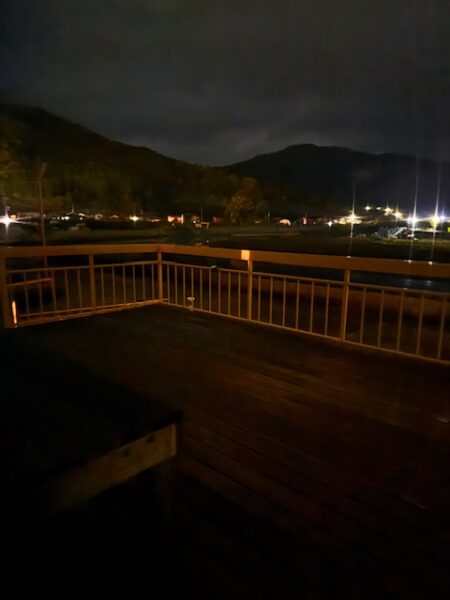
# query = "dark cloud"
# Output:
<box><xmin>1</xmin><ymin>0</ymin><xmax>449</xmax><ymax>164</ymax></box>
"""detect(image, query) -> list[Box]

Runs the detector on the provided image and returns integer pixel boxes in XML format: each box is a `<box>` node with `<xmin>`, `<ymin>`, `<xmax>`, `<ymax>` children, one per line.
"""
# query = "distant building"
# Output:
<box><xmin>167</xmin><ymin>214</ymin><xmax>184</xmax><ymax>224</ymax></box>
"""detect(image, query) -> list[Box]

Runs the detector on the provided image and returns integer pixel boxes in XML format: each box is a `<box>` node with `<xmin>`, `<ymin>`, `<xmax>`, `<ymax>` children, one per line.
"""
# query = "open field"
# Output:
<box><xmin>2</xmin><ymin>222</ymin><xmax>450</xmax><ymax>262</ymax></box>
<box><xmin>208</xmin><ymin>227</ymin><xmax>450</xmax><ymax>263</ymax></box>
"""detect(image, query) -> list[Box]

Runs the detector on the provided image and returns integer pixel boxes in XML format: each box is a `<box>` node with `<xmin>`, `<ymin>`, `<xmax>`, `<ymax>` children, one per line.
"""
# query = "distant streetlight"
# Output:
<box><xmin>1</xmin><ymin>199</ymin><xmax>12</xmax><ymax>244</ymax></box>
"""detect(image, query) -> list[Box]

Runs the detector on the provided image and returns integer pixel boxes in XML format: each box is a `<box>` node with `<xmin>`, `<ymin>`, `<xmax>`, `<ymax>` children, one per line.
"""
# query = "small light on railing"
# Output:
<box><xmin>11</xmin><ymin>300</ymin><xmax>18</xmax><ymax>326</ymax></box>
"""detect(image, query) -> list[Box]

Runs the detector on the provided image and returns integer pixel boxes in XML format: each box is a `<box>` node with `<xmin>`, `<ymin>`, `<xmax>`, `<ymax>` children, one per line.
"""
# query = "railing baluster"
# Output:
<box><xmin>191</xmin><ymin>267</ymin><xmax>194</xmax><ymax>306</ymax></box>
<box><xmin>377</xmin><ymin>289</ymin><xmax>385</xmax><ymax>347</ymax></box>
<box><xmin>88</xmin><ymin>256</ymin><xmax>96</xmax><ymax>311</ymax></box>
<box><xmin>200</xmin><ymin>269</ymin><xmax>204</xmax><ymax>310</ymax></box>
<box><xmin>183</xmin><ymin>267</ymin><xmax>186</xmax><ymax>307</ymax></box>
<box><xmin>38</xmin><ymin>270</ymin><xmax>44</xmax><ymax>314</ymax></box>
<box><xmin>208</xmin><ymin>268</ymin><xmax>212</xmax><ymax>312</ymax></box>
<box><xmin>24</xmin><ymin>272</ymin><xmax>30</xmax><ymax>315</ymax></box>
<box><xmin>77</xmin><ymin>269</ymin><xmax>82</xmax><ymax>308</ymax></box>
<box><xmin>257</xmin><ymin>275</ymin><xmax>261</xmax><ymax>321</ymax></box>
<box><xmin>157</xmin><ymin>251</ymin><xmax>163</xmax><ymax>301</ymax></box>
<box><xmin>237</xmin><ymin>272</ymin><xmax>241</xmax><ymax>317</ymax></box>
<box><xmin>396</xmin><ymin>290</ymin><xmax>405</xmax><ymax>351</ymax></box>
<box><xmin>51</xmin><ymin>270</ymin><xmax>57</xmax><ymax>313</ymax></box>
<box><xmin>295</xmin><ymin>280</ymin><xmax>300</xmax><ymax>329</ymax></box>
<box><xmin>101</xmin><ymin>267</ymin><xmax>105</xmax><ymax>306</ymax></box>
<box><xmin>324</xmin><ymin>283</ymin><xmax>330</xmax><ymax>336</ymax></box>
<box><xmin>436</xmin><ymin>297</ymin><xmax>447</xmax><ymax>360</ymax></box>
<box><xmin>309</xmin><ymin>281</ymin><xmax>315</xmax><ymax>332</ymax></box>
<box><xmin>218</xmin><ymin>270</ymin><xmax>221</xmax><ymax>313</ymax></box>
<box><xmin>141</xmin><ymin>264</ymin><xmax>146</xmax><ymax>301</ymax></box>
<box><xmin>132</xmin><ymin>264</ymin><xmax>136</xmax><ymax>303</ymax></box>
<box><xmin>339</xmin><ymin>269</ymin><xmax>351</xmax><ymax>341</ymax></box>
<box><xmin>0</xmin><ymin>255</ymin><xmax>11</xmax><ymax>328</ymax></box>
<box><xmin>269</xmin><ymin>277</ymin><xmax>273</xmax><ymax>324</ymax></box>
<box><xmin>112</xmin><ymin>267</ymin><xmax>116</xmax><ymax>305</ymax></box>
<box><xmin>122</xmin><ymin>266</ymin><xmax>126</xmax><ymax>303</ymax></box>
<box><xmin>151</xmin><ymin>264</ymin><xmax>155</xmax><ymax>299</ymax></box>
<box><xmin>174</xmin><ymin>265</ymin><xmax>178</xmax><ymax>304</ymax></box>
<box><xmin>228</xmin><ymin>271</ymin><xmax>231</xmax><ymax>315</ymax></box>
<box><xmin>282</xmin><ymin>278</ymin><xmax>286</xmax><ymax>327</ymax></box>
<box><xmin>415</xmin><ymin>294</ymin><xmax>425</xmax><ymax>355</ymax></box>
<box><xmin>247</xmin><ymin>257</ymin><xmax>253</xmax><ymax>321</ymax></box>
<box><xmin>359</xmin><ymin>287</ymin><xmax>367</xmax><ymax>344</ymax></box>
<box><xmin>64</xmin><ymin>269</ymin><xmax>70</xmax><ymax>310</ymax></box>
<box><xmin>166</xmin><ymin>264</ymin><xmax>171</xmax><ymax>303</ymax></box>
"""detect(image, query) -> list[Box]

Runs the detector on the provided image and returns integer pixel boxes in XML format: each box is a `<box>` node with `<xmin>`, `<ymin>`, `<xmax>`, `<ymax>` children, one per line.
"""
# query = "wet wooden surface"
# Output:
<box><xmin>1</xmin><ymin>305</ymin><xmax>449</xmax><ymax>597</ymax></box>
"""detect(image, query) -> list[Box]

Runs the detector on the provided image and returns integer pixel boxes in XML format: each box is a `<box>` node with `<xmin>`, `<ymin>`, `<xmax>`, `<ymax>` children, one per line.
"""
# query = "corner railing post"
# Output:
<box><xmin>157</xmin><ymin>249</ymin><xmax>164</xmax><ymax>302</ymax></box>
<box><xmin>340</xmin><ymin>268</ymin><xmax>351</xmax><ymax>341</ymax></box>
<box><xmin>247</xmin><ymin>253</ymin><xmax>253</xmax><ymax>321</ymax></box>
<box><xmin>0</xmin><ymin>252</ymin><xmax>12</xmax><ymax>329</ymax></box>
<box><xmin>89</xmin><ymin>254</ymin><xmax>97</xmax><ymax>311</ymax></box>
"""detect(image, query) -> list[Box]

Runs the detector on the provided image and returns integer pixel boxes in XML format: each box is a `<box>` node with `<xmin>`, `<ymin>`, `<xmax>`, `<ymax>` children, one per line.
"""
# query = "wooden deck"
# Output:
<box><xmin>1</xmin><ymin>305</ymin><xmax>449</xmax><ymax>597</ymax></box>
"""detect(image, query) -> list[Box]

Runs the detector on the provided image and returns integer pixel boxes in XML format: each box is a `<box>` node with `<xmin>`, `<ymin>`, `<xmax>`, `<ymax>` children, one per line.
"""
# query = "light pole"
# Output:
<box><xmin>38</xmin><ymin>162</ymin><xmax>47</xmax><ymax>247</ymax></box>
<box><xmin>37</xmin><ymin>162</ymin><xmax>48</xmax><ymax>268</ymax></box>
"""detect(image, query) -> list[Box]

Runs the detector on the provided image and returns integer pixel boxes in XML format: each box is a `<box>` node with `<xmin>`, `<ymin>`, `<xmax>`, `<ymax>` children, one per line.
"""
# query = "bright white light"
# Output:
<box><xmin>364</xmin><ymin>205</ymin><xmax>372</xmax><ymax>211</ymax></box>
<box><xmin>0</xmin><ymin>215</ymin><xmax>12</xmax><ymax>227</ymax></box>
<box><xmin>327</xmin><ymin>220</ymin><xmax>333</xmax><ymax>228</ymax></box>
<box><xmin>349</xmin><ymin>211</ymin><xmax>358</xmax><ymax>224</ymax></box>
<box><xmin>384</xmin><ymin>207</ymin><xmax>393</xmax><ymax>215</ymax></box>
<box><xmin>0</xmin><ymin>214</ymin><xmax>12</xmax><ymax>227</ymax></box>
<box><xmin>430</xmin><ymin>214</ymin><xmax>440</xmax><ymax>230</ymax></box>
<box><xmin>407</xmin><ymin>214</ymin><xmax>418</xmax><ymax>227</ymax></box>
<box><xmin>394</xmin><ymin>211</ymin><xmax>403</xmax><ymax>219</ymax></box>
<box><xmin>439</xmin><ymin>214</ymin><xmax>447</xmax><ymax>222</ymax></box>
<box><xmin>129</xmin><ymin>215</ymin><xmax>139</xmax><ymax>222</ymax></box>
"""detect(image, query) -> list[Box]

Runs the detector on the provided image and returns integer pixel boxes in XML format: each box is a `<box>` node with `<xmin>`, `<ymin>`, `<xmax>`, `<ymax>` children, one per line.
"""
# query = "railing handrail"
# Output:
<box><xmin>1</xmin><ymin>243</ymin><xmax>450</xmax><ymax>279</ymax></box>
<box><xmin>0</xmin><ymin>243</ymin><xmax>160</xmax><ymax>258</ymax></box>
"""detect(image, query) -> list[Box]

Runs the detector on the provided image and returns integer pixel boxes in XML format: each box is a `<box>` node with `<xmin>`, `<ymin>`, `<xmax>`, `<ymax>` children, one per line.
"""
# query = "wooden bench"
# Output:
<box><xmin>0</xmin><ymin>324</ymin><xmax>180</xmax><ymax>520</ymax></box>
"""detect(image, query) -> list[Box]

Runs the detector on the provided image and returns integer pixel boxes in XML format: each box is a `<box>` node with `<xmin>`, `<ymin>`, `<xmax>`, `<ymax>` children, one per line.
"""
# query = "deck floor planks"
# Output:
<box><xmin>2</xmin><ymin>304</ymin><xmax>448</xmax><ymax>596</ymax></box>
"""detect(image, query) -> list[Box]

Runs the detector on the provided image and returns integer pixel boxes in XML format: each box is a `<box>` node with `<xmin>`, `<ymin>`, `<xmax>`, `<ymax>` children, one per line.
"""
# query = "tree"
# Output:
<box><xmin>224</xmin><ymin>177</ymin><xmax>265</xmax><ymax>224</ymax></box>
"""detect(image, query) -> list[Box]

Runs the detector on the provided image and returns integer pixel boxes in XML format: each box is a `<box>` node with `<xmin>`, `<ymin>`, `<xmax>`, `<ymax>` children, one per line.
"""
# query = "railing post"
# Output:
<box><xmin>157</xmin><ymin>250</ymin><xmax>164</xmax><ymax>302</ymax></box>
<box><xmin>88</xmin><ymin>254</ymin><xmax>96</xmax><ymax>311</ymax></box>
<box><xmin>340</xmin><ymin>268</ymin><xmax>351</xmax><ymax>341</ymax></box>
<box><xmin>246</xmin><ymin>253</ymin><xmax>253</xmax><ymax>320</ymax></box>
<box><xmin>0</xmin><ymin>252</ymin><xmax>12</xmax><ymax>329</ymax></box>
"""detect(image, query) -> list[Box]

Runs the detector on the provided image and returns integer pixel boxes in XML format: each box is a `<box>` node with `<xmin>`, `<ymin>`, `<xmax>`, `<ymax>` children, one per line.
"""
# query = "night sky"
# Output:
<box><xmin>1</xmin><ymin>0</ymin><xmax>449</xmax><ymax>165</ymax></box>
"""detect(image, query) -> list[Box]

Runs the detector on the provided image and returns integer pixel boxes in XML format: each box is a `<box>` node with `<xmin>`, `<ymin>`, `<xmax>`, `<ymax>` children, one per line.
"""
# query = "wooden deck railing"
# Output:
<box><xmin>1</xmin><ymin>243</ymin><xmax>449</xmax><ymax>363</ymax></box>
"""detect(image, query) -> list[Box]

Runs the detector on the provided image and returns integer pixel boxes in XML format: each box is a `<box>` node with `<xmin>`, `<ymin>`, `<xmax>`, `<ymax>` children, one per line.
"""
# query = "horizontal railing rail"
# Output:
<box><xmin>1</xmin><ymin>244</ymin><xmax>449</xmax><ymax>363</ymax></box>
